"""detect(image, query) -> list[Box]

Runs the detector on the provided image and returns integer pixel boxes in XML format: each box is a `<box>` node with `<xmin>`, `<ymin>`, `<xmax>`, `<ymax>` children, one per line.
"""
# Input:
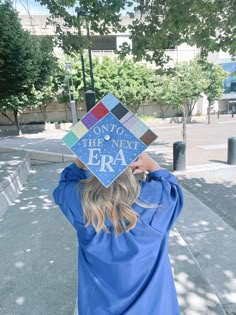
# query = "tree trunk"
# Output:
<box><xmin>181</xmin><ymin>105</ymin><xmax>187</xmax><ymax>144</ymax></box>
<box><xmin>0</xmin><ymin>111</ymin><xmax>15</xmax><ymax>124</ymax></box>
<box><xmin>187</xmin><ymin>100</ymin><xmax>196</xmax><ymax>117</ymax></box>
<box><xmin>39</xmin><ymin>104</ymin><xmax>48</xmax><ymax>123</ymax></box>
<box><xmin>13</xmin><ymin>110</ymin><xmax>22</xmax><ymax>135</ymax></box>
<box><xmin>160</xmin><ymin>103</ymin><xmax>171</xmax><ymax>119</ymax></box>
<box><xmin>160</xmin><ymin>104</ymin><xmax>165</xmax><ymax>119</ymax></box>
<box><xmin>207</xmin><ymin>105</ymin><xmax>211</xmax><ymax>124</ymax></box>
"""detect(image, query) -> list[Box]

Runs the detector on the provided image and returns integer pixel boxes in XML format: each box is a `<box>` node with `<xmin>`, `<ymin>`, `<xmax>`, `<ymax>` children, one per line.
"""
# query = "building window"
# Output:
<box><xmin>231</xmin><ymin>82</ymin><xmax>236</xmax><ymax>93</ymax></box>
<box><xmin>84</xmin><ymin>35</ymin><xmax>116</xmax><ymax>50</ymax></box>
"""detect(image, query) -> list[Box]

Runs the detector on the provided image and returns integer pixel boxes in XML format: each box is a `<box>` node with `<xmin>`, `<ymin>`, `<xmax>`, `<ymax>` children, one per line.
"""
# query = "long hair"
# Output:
<box><xmin>80</xmin><ymin>168</ymin><xmax>142</xmax><ymax>235</ymax></box>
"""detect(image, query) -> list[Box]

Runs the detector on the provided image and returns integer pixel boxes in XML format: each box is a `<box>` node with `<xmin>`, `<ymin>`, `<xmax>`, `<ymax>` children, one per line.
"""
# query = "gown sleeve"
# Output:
<box><xmin>53</xmin><ymin>163</ymin><xmax>90</xmax><ymax>229</ymax></box>
<box><xmin>145</xmin><ymin>169</ymin><xmax>184</xmax><ymax>233</ymax></box>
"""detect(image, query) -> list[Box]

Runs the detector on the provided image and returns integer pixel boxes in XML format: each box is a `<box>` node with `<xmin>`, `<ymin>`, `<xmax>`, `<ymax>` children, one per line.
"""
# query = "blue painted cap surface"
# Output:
<box><xmin>63</xmin><ymin>93</ymin><xmax>157</xmax><ymax>187</ymax></box>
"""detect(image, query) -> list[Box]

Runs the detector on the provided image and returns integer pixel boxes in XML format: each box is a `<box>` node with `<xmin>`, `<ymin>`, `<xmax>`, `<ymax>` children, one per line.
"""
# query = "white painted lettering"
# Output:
<box><xmin>101</xmin><ymin>125</ymin><xmax>109</xmax><ymax>132</ymax></box>
<box><xmin>112</xmin><ymin>139</ymin><xmax>119</xmax><ymax>148</ymax></box>
<box><xmin>97</xmin><ymin>139</ymin><xmax>104</xmax><ymax>147</ymax></box>
<box><xmin>93</xmin><ymin>126</ymin><xmax>101</xmax><ymax>135</ymax></box>
<box><xmin>87</xmin><ymin>149</ymin><xmax>101</xmax><ymax>165</ymax></box>
<box><xmin>113</xmin><ymin>149</ymin><xmax>127</xmax><ymax>165</ymax></box>
<box><xmin>119</xmin><ymin>140</ymin><xmax>126</xmax><ymax>148</ymax></box>
<box><xmin>81</xmin><ymin>139</ymin><xmax>88</xmax><ymax>147</ymax></box>
<box><xmin>116</xmin><ymin>127</ymin><xmax>124</xmax><ymax>135</ymax></box>
<box><xmin>100</xmin><ymin>155</ymin><xmax>114</xmax><ymax>172</ymax></box>
<box><xmin>110</xmin><ymin>124</ymin><xmax>116</xmax><ymax>132</ymax></box>
<box><xmin>133</xmin><ymin>141</ymin><xmax>139</xmax><ymax>150</ymax></box>
<box><xmin>88</xmin><ymin>139</ymin><xmax>97</xmax><ymax>147</ymax></box>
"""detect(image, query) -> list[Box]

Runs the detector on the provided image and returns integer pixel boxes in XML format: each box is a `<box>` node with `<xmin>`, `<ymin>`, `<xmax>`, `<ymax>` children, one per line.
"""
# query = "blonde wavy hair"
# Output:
<box><xmin>80</xmin><ymin>168</ymin><xmax>142</xmax><ymax>235</ymax></box>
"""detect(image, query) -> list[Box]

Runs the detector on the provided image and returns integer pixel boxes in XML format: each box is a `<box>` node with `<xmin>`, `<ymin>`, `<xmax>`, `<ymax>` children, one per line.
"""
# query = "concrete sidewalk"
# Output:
<box><xmin>0</xmin><ymin>160</ymin><xmax>232</xmax><ymax>315</ymax></box>
<box><xmin>0</xmin><ymin>118</ymin><xmax>236</xmax><ymax>314</ymax></box>
<box><xmin>0</xmin><ymin>162</ymin><xmax>77</xmax><ymax>315</ymax></box>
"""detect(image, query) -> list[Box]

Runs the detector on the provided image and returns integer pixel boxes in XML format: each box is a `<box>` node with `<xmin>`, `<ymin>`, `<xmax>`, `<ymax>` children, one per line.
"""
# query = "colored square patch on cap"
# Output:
<box><xmin>71</xmin><ymin>113</ymin><xmax>146</xmax><ymax>187</ymax></box>
<box><xmin>62</xmin><ymin>92</ymin><xmax>157</xmax><ymax>187</ymax></box>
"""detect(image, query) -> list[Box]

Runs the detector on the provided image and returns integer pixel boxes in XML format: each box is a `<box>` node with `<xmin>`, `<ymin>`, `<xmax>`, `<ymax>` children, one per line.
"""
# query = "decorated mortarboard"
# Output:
<box><xmin>63</xmin><ymin>92</ymin><xmax>157</xmax><ymax>187</ymax></box>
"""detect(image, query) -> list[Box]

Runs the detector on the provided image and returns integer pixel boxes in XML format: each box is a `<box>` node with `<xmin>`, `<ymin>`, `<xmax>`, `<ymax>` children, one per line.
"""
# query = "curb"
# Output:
<box><xmin>173</xmin><ymin>162</ymin><xmax>236</xmax><ymax>174</ymax></box>
<box><xmin>0</xmin><ymin>146</ymin><xmax>74</xmax><ymax>164</ymax></box>
<box><xmin>0</xmin><ymin>148</ymin><xmax>74</xmax><ymax>216</ymax></box>
<box><xmin>0</xmin><ymin>151</ymin><xmax>31</xmax><ymax>218</ymax></box>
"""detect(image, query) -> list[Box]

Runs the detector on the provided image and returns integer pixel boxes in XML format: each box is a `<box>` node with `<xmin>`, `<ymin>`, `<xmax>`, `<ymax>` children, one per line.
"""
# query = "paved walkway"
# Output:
<box><xmin>0</xmin><ymin>163</ymin><xmax>77</xmax><ymax>315</ymax></box>
<box><xmin>0</xmin><ymin>115</ymin><xmax>236</xmax><ymax>314</ymax></box>
<box><xmin>0</xmin><ymin>161</ymin><xmax>230</xmax><ymax>315</ymax></box>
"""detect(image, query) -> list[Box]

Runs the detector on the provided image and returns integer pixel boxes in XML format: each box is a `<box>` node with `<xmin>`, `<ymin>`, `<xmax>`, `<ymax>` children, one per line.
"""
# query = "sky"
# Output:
<box><xmin>15</xmin><ymin>0</ymin><xmax>132</xmax><ymax>15</ymax></box>
<box><xmin>15</xmin><ymin>0</ymin><xmax>49</xmax><ymax>15</ymax></box>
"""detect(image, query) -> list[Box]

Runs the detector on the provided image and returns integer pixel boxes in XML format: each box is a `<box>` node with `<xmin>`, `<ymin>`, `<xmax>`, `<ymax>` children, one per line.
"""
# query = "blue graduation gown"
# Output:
<box><xmin>53</xmin><ymin>163</ymin><xmax>184</xmax><ymax>315</ymax></box>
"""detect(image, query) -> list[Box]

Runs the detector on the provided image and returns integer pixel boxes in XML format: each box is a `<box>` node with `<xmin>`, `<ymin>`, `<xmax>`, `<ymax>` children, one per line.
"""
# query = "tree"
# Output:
<box><xmin>174</xmin><ymin>60</ymin><xmax>209</xmax><ymax>115</ymax></box>
<box><xmin>200</xmin><ymin>61</ymin><xmax>228</xmax><ymax>124</ymax></box>
<box><xmin>0</xmin><ymin>2</ymin><xmax>59</xmax><ymax>133</ymax></box>
<box><xmin>35</xmin><ymin>0</ymin><xmax>236</xmax><ymax>66</ymax></box>
<box><xmin>96</xmin><ymin>58</ymin><xmax>153</xmax><ymax>112</ymax></box>
<box><xmin>32</xmin><ymin>37</ymin><xmax>62</xmax><ymax>123</ymax></box>
<box><xmin>172</xmin><ymin>59</ymin><xmax>210</xmax><ymax>142</ymax></box>
<box><xmin>64</xmin><ymin>55</ymin><xmax>154</xmax><ymax>112</ymax></box>
<box><xmin>150</xmin><ymin>74</ymin><xmax>176</xmax><ymax>118</ymax></box>
<box><xmin>151</xmin><ymin>59</ymin><xmax>209</xmax><ymax>142</ymax></box>
<box><xmin>0</xmin><ymin>2</ymin><xmax>40</xmax><ymax>133</ymax></box>
<box><xmin>0</xmin><ymin>2</ymin><xmax>37</xmax><ymax>98</ymax></box>
<box><xmin>32</xmin><ymin>73</ymin><xmax>63</xmax><ymax>123</ymax></box>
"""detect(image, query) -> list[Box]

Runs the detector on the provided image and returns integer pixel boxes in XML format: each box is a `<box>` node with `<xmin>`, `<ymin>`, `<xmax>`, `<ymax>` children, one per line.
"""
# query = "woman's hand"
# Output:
<box><xmin>74</xmin><ymin>158</ymin><xmax>88</xmax><ymax>170</ymax></box>
<box><xmin>130</xmin><ymin>152</ymin><xmax>162</xmax><ymax>174</ymax></box>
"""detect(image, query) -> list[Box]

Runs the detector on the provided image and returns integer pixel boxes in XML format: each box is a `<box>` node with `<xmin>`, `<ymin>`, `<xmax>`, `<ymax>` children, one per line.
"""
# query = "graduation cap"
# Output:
<box><xmin>63</xmin><ymin>92</ymin><xmax>157</xmax><ymax>187</ymax></box>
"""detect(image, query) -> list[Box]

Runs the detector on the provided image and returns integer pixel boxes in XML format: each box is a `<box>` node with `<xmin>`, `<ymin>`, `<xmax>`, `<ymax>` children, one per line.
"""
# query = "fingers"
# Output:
<box><xmin>130</xmin><ymin>152</ymin><xmax>161</xmax><ymax>174</ymax></box>
<box><xmin>130</xmin><ymin>161</ymin><xmax>140</xmax><ymax>169</ymax></box>
<box><xmin>133</xmin><ymin>168</ymin><xmax>144</xmax><ymax>175</ymax></box>
<box><xmin>130</xmin><ymin>158</ymin><xmax>145</xmax><ymax>174</ymax></box>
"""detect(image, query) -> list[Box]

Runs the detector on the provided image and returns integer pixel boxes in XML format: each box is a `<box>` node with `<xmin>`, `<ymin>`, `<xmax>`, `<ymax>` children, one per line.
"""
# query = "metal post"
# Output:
<box><xmin>85</xmin><ymin>90</ymin><xmax>96</xmax><ymax>112</ymax></box>
<box><xmin>77</xmin><ymin>11</ymin><xmax>96</xmax><ymax>112</ymax></box>
<box><xmin>232</xmin><ymin>104</ymin><xmax>236</xmax><ymax>117</ymax></box>
<box><xmin>86</xmin><ymin>19</ymin><xmax>95</xmax><ymax>91</ymax></box>
<box><xmin>227</xmin><ymin>137</ymin><xmax>236</xmax><ymax>165</ymax></box>
<box><xmin>65</xmin><ymin>63</ymin><xmax>78</xmax><ymax>125</ymax></box>
<box><xmin>70</xmin><ymin>100</ymin><xmax>78</xmax><ymax>125</ymax></box>
<box><xmin>80</xmin><ymin>49</ymin><xmax>87</xmax><ymax>92</ymax></box>
<box><xmin>78</xmin><ymin>21</ymin><xmax>87</xmax><ymax>92</ymax></box>
<box><xmin>173</xmin><ymin>141</ymin><xmax>186</xmax><ymax>171</ymax></box>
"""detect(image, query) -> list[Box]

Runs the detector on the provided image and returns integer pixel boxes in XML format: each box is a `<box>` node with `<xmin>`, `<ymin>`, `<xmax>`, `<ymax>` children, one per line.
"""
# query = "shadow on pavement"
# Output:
<box><xmin>176</xmin><ymin>174</ymin><xmax>236</xmax><ymax>314</ymax></box>
<box><xmin>0</xmin><ymin>163</ymin><xmax>77</xmax><ymax>315</ymax></box>
<box><xmin>178</xmin><ymin>175</ymin><xmax>236</xmax><ymax>230</ymax></box>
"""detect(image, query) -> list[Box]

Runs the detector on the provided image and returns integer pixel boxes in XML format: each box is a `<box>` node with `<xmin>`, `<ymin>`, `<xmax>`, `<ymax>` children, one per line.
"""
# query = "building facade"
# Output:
<box><xmin>19</xmin><ymin>14</ymin><xmax>236</xmax><ymax>117</ymax></box>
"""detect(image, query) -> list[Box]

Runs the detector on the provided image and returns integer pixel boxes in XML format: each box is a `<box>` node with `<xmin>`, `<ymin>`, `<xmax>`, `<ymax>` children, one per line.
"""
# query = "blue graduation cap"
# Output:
<box><xmin>63</xmin><ymin>92</ymin><xmax>157</xmax><ymax>187</ymax></box>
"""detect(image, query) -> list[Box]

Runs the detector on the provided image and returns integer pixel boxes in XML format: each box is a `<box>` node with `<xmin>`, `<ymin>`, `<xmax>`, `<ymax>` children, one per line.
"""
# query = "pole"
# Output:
<box><xmin>173</xmin><ymin>141</ymin><xmax>186</xmax><ymax>171</ymax></box>
<box><xmin>65</xmin><ymin>63</ymin><xmax>78</xmax><ymax>125</ymax></box>
<box><xmin>78</xmin><ymin>21</ymin><xmax>87</xmax><ymax>92</ymax></box>
<box><xmin>77</xmin><ymin>11</ymin><xmax>96</xmax><ymax>111</ymax></box>
<box><xmin>80</xmin><ymin>53</ymin><xmax>87</xmax><ymax>92</ymax></box>
<box><xmin>85</xmin><ymin>90</ymin><xmax>96</xmax><ymax>112</ymax></box>
<box><xmin>227</xmin><ymin>137</ymin><xmax>236</xmax><ymax>165</ymax></box>
<box><xmin>86</xmin><ymin>19</ymin><xmax>95</xmax><ymax>91</ymax></box>
<box><xmin>69</xmin><ymin>74</ymin><xmax>78</xmax><ymax>125</ymax></box>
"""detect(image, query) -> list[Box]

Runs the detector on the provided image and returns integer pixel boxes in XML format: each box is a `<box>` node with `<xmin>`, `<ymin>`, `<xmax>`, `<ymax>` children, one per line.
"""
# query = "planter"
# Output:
<box><xmin>0</xmin><ymin>123</ymin><xmax>46</xmax><ymax>136</ymax></box>
<box><xmin>45</xmin><ymin>122</ymin><xmax>73</xmax><ymax>131</ymax></box>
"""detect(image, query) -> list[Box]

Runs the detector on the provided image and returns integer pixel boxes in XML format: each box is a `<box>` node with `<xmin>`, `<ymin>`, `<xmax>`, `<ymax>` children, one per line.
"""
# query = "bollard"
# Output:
<box><xmin>70</xmin><ymin>100</ymin><xmax>78</xmax><ymax>125</ymax></box>
<box><xmin>227</xmin><ymin>137</ymin><xmax>236</xmax><ymax>165</ymax></box>
<box><xmin>173</xmin><ymin>141</ymin><xmax>186</xmax><ymax>171</ymax></box>
<box><xmin>85</xmin><ymin>90</ymin><xmax>96</xmax><ymax>112</ymax></box>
